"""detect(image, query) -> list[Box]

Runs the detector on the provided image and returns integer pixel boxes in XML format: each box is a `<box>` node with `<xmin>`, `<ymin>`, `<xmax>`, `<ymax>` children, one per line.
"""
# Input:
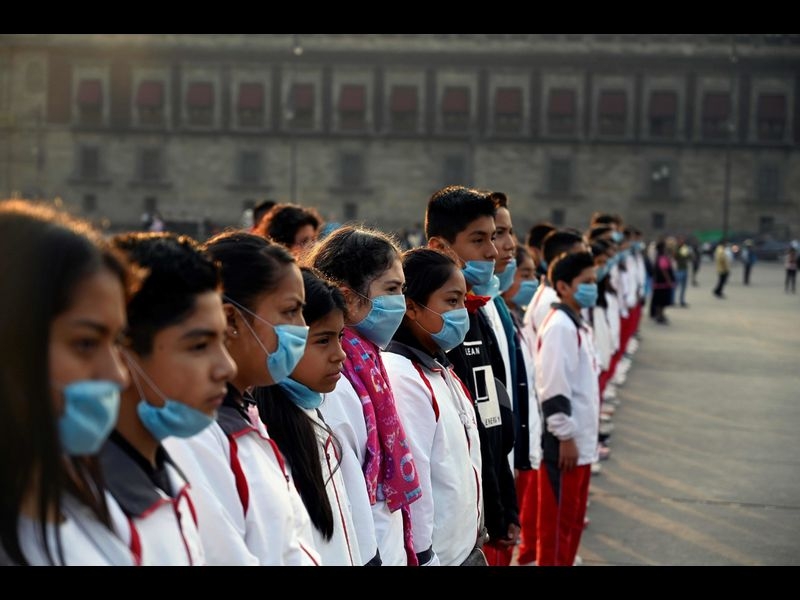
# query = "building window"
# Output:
<box><xmin>443</xmin><ymin>155</ymin><xmax>467</xmax><ymax>186</ymax></box>
<box><xmin>701</xmin><ymin>92</ymin><xmax>731</xmax><ymax>140</ymax></box>
<box><xmin>389</xmin><ymin>85</ymin><xmax>418</xmax><ymax>133</ymax></box>
<box><xmin>340</xmin><ymin>153</ymin><xmax>364</xmax><ymax>189</ymax></box>
<box><xmin>442</xmin><ymin>86</ymin><xmax>470</xmax><ymax>133</ymax></box>
<box><xmin>756</xmin><ymin>164</ymin><xmax>781</xmax><ymax>203</ymax></box>
<box><xmin>77</xmin><ymin>79</ymin><xmax>103</xmax><ymax>125</ymax></box>
<box><xmin>338</xmin><ymin>84</ymin><xmax>366</xmax><ymax>131</ymax></box>
<box><xmin>756</xmin><ymin>93</ymin><xmax>786</xmax><ymax>142</ymax></box>
<box><xmin>237</xmin><ymin>82</ymin><xmax>264</xmax><ymax>128</ymax></box>
<box><xmin>289</xmin><ymin>83</ymin><xmax>314</xmax><ymax>129</ymax></box>
<box><xmin>548</xmin><ymin>158</ymin><xmax>573</xmax><ymax>195</ymax></box>
<box><xmin>138</xmin><ymin>148</ymin><xmax>163</xmax><ymax>182</ymax></box>
<box><xmin>649</xmin><ymin>162</ymin><xmax>673</xmax><ymax>198</ymax></box>
<box><xmin>547</xmin><ymin>88</ymin><xmax>576</xmax><ymax>136</ymax></box>
<box><xmin>494</xmin><ymin>87</ymin><xmax>523</xmax><ymax>134</ymax></box>
<box><xmin>648</xmin><ymin>91</ymin><xmax>678</xmax><ymax>138</ymax></box>
<box><xmin>186</xmin><ymin>82</ymin><xmax>214</xmax><ymax>126</ymax></box>
<box><xmin>597</xmin><ymin>90</ymin><xmax>627</xmax><ymax>136</ymax></box>
<box><xmin>78</xmin><ymin>146</ymin><xmax>100</xmax><ymax>180</ymax></box>
<box><xmin>238</xmin><ymin>151</ymin><xmax>262</xmax><ymax>186</ymax></box>
<box><xmin>758</xmin><ymin>215</ymin><xmax>774</xmax><ymax>234</ymax></box>
<box><xmin>652</xmin><ymin>212</ymin><xmax>666</xmax><ymax>230</ymax></box>
<box><xmin>551</xmin><ymin>208</ymin><xmax>565</xmax><ymax>226</ymax></box>
<box><xmin>82</xmin><ymin>193</ymin><xmax>97</xmax><ymax>213</ymax></box>
<box><xmin>136</xmin><ymin>80</ymin><xmax>165</xmax><ymax>126</ymax></box>
<box><xmin>343</xmin><ymin>202</ymin><xmax>358</xmax><ymax>221</ymax></box>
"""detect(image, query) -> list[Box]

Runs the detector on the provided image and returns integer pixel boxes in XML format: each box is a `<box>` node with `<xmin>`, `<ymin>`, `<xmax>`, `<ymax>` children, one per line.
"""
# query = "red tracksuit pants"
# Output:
<box><xmin>536</xmin><ymin>461</ymin><xmax>591</xmax><ymax>566</ymax></box>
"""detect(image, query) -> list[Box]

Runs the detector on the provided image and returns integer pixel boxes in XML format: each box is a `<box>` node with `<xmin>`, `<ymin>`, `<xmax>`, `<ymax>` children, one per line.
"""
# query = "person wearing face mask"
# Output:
<box><xmin>382</xmin><ymin>248</ymin><xmax>484</xmax><ymax>566</ymax></box>
<box><xmin>307</xmin><ymin>225</ymin><xmax>422</xmax><ymax>566</ymax></box>
<box><xmin>500</xmin><ymin>243</ymin><xmax>543</xmax><ymax>566</ymax></box>
<box><xmin>0</xmin><ymin>200</ymin><xmax>135</xmax><ymax>566</ymax></box>
<box><xmin>424</xmin><ymin>186</ymin><xmax>518</xmax><ymax>566</ymax></box>
<box><xmin>252</xmin><ymin>267</ymin><xmax>362</xmax><ymax>566</ymax></box>
<box><xmin>534</xmin><ymin>251</ymin><xmax>600</xmax><ymax>567</ymax></box>
<box><xmin>98</xmin><ymin>233</ymin><xmax>237</xmax><ymax>565</ymax></box>
<box><xmin>162</xmin><ymin>231</ymin><xmax>320</xmax><ymax>565</ymax></box>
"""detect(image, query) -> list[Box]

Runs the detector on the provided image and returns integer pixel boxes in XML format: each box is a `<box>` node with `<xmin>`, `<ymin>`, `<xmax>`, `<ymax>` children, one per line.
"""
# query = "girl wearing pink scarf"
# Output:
<box><xmin>307</xmin><ymin>226</ymin><xmax>422</xmax><ymax>566</ymax></box>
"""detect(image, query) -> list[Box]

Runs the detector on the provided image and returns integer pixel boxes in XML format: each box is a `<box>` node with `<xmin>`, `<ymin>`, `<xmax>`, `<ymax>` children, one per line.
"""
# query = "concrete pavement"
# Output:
<box><xmin>578</xmin><ymin>258</ymin><xmax>800</xmax><ymax>566</ymax></box>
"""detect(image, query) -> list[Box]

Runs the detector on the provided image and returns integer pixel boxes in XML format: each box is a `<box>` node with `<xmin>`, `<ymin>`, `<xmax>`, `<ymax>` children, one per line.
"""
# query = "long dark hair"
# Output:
<box><xmin>202</xmin><ymin>230</ymin><xmax>295</xmax><ymax>317</ymax></box>
<box><xmin>253</xmin><ymin>268</ymin><xmax>345</xmax><ymax>540</ymax></box>
<box><xmin>0</xmin><ymin>200</ymin><xmax>132</xmax><ymax>565</ymax></box>
<box><xmin>305</xmin><ymin>224</ymin><xmax>401</xmax><ymax>297</ymax></box>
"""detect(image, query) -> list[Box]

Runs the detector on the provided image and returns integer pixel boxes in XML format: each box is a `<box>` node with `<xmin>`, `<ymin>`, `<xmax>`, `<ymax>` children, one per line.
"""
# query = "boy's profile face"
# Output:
<box><xmin>556</xmin><ymin>265</ymin><xmax>596</xmax><ymax>312</ymax></box>
<box><xmin>438</xmin><ymin>215</ymin><xmax>498</xmax><ymax>267</ymax></box>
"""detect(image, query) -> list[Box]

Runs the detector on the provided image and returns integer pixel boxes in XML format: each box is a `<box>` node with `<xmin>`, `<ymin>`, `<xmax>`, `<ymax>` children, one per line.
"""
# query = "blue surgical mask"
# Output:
<box><xmin>277</xmin><ymin>376</ymin><xmax>323</xmax><ymax>410</ymax></box>
<box><xmin>611</xmin><ymin>231</ymin><xmax>624</xmax><ymax>243</ymax></box>
<box><xmin>496</xmin><ymin>259</ymin><xmax>517</xmax><ymax>293</ymax></box>
<box><xmin>596</xmin><ymin>263</ymin><xmax>610</xmax><ymax>282</ymax></box>
<box><xmin>462</xmin><ymin>260</ymin><xmax>495</xmax><ymax>287</ymax></box>
<box><xmin>124</xmin><ymin>353</ymin><xmax>215</xmax><ymax>441</ymax></box>
<box><xmin>417</xmin><ymin>305</ymin><xmax>469</xmax><ymax>352</ymax></box>
<box><xmin>511</xmin><ymin>279</ymin><xmax>539</xmax><ymax>307</ymax></box>
<box><xmin>352</xmin><ymin>292</ymin><xmax>407</xmax><ymax>350</ymax></box>
<box><xmin>472</xmin><ymin>275</ymin><xmax>500</xmax><ymax>299</ymax></box>
<box><xmin>138</xmin><ymin>400</ymin><xmax>214</xmax><ymax>441</ymax></box>
<box><xmin>58</xmin><ymin>380</ymin><xmax>121</xmax><ymax>455</ymax></box>
<box><xmin>574</xmin><ymin>282</ymin><xmax>598</xmax><ymax>308</ymax></box>
<box><xmin>225</xmin><ymin>296</ymin><xmax>310</xmax><ymax>384</ymax></box>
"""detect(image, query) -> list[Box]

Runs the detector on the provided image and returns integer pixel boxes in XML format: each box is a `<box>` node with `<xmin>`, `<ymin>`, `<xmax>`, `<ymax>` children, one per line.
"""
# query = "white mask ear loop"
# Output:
<box><xmin>222</xmin><ymin>296</ymin><xmax>275</xmax><ymax>358</ymax></box>
<box><xmin>121</xmin><ymin>349</ymin><xmax>166</xmax><ymax>404</ymax></box>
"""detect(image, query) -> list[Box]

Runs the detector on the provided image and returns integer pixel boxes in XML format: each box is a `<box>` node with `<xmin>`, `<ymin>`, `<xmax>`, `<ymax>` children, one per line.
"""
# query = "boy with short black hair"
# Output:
<box><xmin>425</xmin><ymin>185</ymin><xmax>519</xmax><ymax>565</ymax></box>
<box><xmin>534</xmin><ymin>251</ymin><xmax>600</xmax><ymax>567</ymax></box>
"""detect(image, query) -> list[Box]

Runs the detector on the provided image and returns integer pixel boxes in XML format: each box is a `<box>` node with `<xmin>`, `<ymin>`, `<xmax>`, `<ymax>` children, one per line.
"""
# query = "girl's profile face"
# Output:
<box><xmin>345</xmin><ymin>257</ymin><xmax>405</xmax><ymax>325</ymax></box>
<box><xmin>291</xmin><ymin>308</ymin><xmax>346</xmax><ymax>394</ymax></box>
<box><xmin>49</xmin><ymin>268</ymin><xmax>129</xmax><ymax>414</ymax></box>
<box><xmin>229</xmin><ymin>263</ymin><xmax>306</xmax><ymax>388</ymax></box>
<box><xmin>407</xmin><ymin>266</ymin><xmax>465</xmax><ymax>352</ymax></box>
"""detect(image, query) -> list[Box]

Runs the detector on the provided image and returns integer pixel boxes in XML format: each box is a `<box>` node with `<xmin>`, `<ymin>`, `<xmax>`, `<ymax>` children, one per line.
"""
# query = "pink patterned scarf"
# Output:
<box><xmin>340</xmin><ymin>328</ymin><xmax>422</xmax><ymax>566</ymax></box>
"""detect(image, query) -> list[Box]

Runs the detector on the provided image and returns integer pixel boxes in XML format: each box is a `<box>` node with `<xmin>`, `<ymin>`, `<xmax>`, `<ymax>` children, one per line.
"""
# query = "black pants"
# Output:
<box><xmin>787</xmin><ymin>269</ymin><xmax>797</xmax><ymax>293</ymax></box>
<box><xmin>744</xmin><ymin>263</ymin><xmax>753</xmax><ymax>285</ymax></box>
<box><xmin>714</xmin><ymin>271</ymin><xmax>729</xmax><ymax>296</ymax></box>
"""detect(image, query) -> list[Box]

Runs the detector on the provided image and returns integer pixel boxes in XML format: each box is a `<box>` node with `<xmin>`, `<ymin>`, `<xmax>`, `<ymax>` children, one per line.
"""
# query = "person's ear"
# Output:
<box><xmin>428</xmin><ymin>236</ymin><xmax>446</xmax><ymax>251</ymax></box>
<box><xmin>405</xmin><ymin>297</ymin><xmax>422</xmax><ymax>322</ymax></box>
<box><xmin>223</xmin><ymin>304</ymin><xmax>240</xmax><ymax>340</ymax></box>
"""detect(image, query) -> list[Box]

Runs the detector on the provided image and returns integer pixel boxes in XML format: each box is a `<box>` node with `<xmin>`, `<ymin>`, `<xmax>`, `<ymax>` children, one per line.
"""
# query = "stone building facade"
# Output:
<box><xmin>1</xmin><ymin>33</ymin><xmax>798</xmax><ymax>240</ymax></box>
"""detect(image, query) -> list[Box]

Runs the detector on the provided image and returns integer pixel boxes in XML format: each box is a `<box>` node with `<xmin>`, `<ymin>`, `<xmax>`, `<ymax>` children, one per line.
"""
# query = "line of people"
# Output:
<box><xmin>0</xmin><ymin>190</ymin><xmax>647</xmax><ymax>566</ymax></box>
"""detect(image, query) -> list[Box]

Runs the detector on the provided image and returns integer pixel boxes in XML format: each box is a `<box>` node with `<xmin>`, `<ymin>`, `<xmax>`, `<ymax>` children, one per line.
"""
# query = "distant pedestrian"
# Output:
<box><xmin>785</xmin><ymin>247</ymin><xmax>798</xmax><ymax>293</ymax></box>
<box><xmin>674</xmin><ymin>237</ymin><xmax>692</xmax><ymax>306</ymax></box>
<box><xmin>713</xmin><ymin>241</ymin><xmax>731</xmax><ymax>299</ymax></box>
<box><xmin>650</xmin><ymin>241</ymin><xmax>675</xmax><ymax>324</ymax></box>
<box><xmin>742</xmin><ymin>240</ymin><xmax>757</xmax><ymax>286</ymax></box>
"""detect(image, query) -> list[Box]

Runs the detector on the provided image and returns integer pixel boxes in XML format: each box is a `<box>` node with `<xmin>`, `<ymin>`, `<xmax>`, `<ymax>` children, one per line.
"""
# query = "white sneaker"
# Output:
<box><xmin>599</xmin><ymin>421</ymin><xmax>615</xmax><ymax>436</ymax></box>
<box><xmin>600</xmin><ymin>404</ymin><xmax>616</xmax><ymax>416</ymax></box>
<box><xmin>573</xmin><ymin>554</ymin><xmax>584</xmax><ymax>566</ymax></box>
<box><xmin>590</xmin><ymin>461</ymin><xmax>603</xmax><ymax>475</ymax></box>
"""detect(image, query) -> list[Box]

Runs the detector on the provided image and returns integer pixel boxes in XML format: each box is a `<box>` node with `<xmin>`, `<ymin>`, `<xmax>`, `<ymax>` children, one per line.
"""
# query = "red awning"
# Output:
<box><xmin>758</xmin><ymin>94</ymin><xmax>786</xmax><ymax>118</ymax></box>
<box><xmin>548</xmin><ymin>89</ymin><xmax>575</xmax><ymax>115</ymax></box>
<box><xmin>292</xmin><ymin>83</ymin><xmax>313</xmax><ymax>110</ymax></box>
<box><xmin>649</xmin><ymin>91</ymin><xmax>677</xmax><ymax>117</ymax></box>
<box><xmin>703</xmin><ymin>92</ymin><xmax>731</xmax><ymax>118</ymax></box>
<box><xmin>442</xmin><ymin>87</ymin><xmax>469</xmax><ymax>113</ymax></box>
<box><xmin>187</xmin><ymin>82</ymin><xmax>214</xmax><ymax>108</ymax></box>
<box><xmin>495</xmin><ymin>87</ymin><xmax>522</xmax><ymax>115</ymax></box>
<box><xmin>339</xmin><ymin>85</ymin><xmax>366</xmax><ymax>111</ymax></box>
<box><xmin>238</xmin><ymin>82</ymin><xmax>264</xmax><ymax>110</ymax></box>
<box><xmin>391</xmin><ymin>86</ymin><xmax>418</xmax><ymax>112</ymax></box>
<box><xmin>77</xmin><ymin>79</ymin><xmax>102</xmax><ymax>106</ymax></box>
<box><xmin>598</xmin><ymin>90</ymin><xmax>626</xmax><ymax>115</ymax></box>
<box><xmin>136</xmin><ymin>80</ymin><xmax>163</xmax><ymax>108</ymax></box>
